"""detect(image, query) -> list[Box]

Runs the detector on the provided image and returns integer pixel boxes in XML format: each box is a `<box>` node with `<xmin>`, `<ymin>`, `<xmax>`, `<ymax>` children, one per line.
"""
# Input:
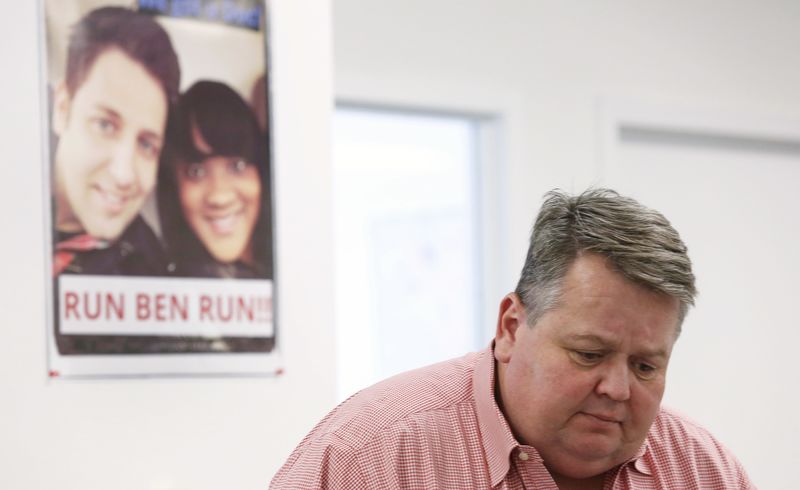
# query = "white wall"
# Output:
<box><xmin>334</xmin><ymin>0</ymin><xmax>800</xmax><ymax>280</ymax></box>
<box><xmin>333</xmin><ymin>1</ymin><xmax>800</xmax><ymax>488</ymax></box>
<box><xmin>0</xmin><ymin>1</ymin><xmax>334</xmax><ymax>489</ymax></box>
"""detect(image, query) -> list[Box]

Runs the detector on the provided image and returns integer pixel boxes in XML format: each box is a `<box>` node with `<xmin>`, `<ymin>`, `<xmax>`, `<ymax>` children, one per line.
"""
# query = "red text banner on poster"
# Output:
<box><xmin>59</xmin><ymin>275</ymin><xmax>274</xmax><ymax>337</ymax></box>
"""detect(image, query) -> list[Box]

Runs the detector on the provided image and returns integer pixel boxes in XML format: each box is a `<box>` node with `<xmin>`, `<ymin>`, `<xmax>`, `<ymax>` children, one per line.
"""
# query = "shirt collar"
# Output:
<box><xmin>55</xmin><ymin>234</ymin><xmax>108</xmax><ymax>252</ymax></box>
<box><xmin>631</xmin><ymin>440</ymin><xmax>652</xmax><ymax>476</ymax></box>
<box><xmin>472</xmin><ymin>343</ymin><xmax>652</xmax><ymax>485</ymax></box>
<box><xmin>473</xmin><ymin>343</ymin><xmax>522</xmax><ymax>487</ymax></box>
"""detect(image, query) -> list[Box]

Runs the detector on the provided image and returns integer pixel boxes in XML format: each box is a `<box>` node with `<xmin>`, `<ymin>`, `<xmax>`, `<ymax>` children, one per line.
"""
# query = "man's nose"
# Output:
<box><xmin>108</xmin><ymin>142</ymin><xmax>137</xmax><ymax>189</ymax></box>
<box><xmin>595</xmin><ymin>359</ymin><xmax>631</xmax><ymax>402</ymax></box>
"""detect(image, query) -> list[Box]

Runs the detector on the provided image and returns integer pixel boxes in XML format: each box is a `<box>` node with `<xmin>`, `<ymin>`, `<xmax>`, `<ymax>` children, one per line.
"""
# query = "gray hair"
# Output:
<box><xmin>515</xmin><ymin>188</ymin><xmax>696</xmax><ymax>330</ymax></box>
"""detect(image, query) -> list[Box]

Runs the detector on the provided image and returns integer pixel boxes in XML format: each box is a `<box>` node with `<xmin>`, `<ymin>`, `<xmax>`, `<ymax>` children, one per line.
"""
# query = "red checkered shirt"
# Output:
<box><xmin>271</xmin><ymin>347</ymin><xmax>754</xmax><ymax>489</ymax></box>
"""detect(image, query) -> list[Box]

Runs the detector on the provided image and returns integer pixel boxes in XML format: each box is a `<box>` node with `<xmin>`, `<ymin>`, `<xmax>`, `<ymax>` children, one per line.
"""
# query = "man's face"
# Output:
<box><xmin>494</xmin><ymin>253</ymin><xmax>680</xmax><ymax>480</ymax></box>
<box><xmin>53</xmin><ymin>48</ymin><xmax>167</xmax><ymax>240</ymax></box>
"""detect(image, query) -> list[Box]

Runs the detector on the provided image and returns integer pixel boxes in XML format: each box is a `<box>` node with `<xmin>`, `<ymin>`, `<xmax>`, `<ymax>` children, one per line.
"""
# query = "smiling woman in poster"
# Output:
<box><xmin>158</xmin><ymin>80</ymin><xmax>272</xmax><ymax>279</ymax></box>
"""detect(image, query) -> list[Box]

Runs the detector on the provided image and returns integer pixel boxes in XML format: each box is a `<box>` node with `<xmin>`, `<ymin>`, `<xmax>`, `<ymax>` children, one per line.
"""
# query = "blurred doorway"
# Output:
<box><xmin>332</xmin><ymin>105</ymin><xmax>490</xmax><ymax>401</ymax></box>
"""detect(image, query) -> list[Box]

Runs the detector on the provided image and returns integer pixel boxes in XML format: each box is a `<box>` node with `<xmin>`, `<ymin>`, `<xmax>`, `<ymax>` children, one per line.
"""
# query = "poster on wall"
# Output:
<box><xmin>40</xmin><ymin>0</ymin><xmax>279</xmax><ymax>377</ymax></box>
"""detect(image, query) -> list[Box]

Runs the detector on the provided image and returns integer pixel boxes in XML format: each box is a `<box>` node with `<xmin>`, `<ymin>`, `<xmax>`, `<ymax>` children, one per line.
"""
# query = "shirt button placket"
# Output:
<box><xmin>515</xmin><ymin>448</ymin><xmax>558</xmax><ymax>490</ymax></box>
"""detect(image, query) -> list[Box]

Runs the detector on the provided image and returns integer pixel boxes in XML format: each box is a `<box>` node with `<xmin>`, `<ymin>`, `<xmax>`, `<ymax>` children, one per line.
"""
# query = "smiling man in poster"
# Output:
<box><xmin>51</xmin><ymin>6</ymin><xmax>180</xmax><ymax>276</ymax></box>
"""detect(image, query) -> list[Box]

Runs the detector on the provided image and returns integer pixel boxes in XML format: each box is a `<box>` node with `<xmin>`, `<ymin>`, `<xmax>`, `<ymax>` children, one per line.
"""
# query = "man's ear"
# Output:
<box><xmin>52</xmin><ymin>81</ymin><xmax>71</xmax><ymax>136</ymax></box>
<box><xmin>494</xmin><ymin>293</ymin><xmax>527</xmax><ymax>364</ymax></box>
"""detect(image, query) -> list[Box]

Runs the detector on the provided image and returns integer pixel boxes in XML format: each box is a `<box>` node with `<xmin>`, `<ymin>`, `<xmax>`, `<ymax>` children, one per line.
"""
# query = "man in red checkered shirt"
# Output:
<box><xmin>272</xmin><ymin>189</ymin><xmax>754</xmax><ymax>489</ymax></box>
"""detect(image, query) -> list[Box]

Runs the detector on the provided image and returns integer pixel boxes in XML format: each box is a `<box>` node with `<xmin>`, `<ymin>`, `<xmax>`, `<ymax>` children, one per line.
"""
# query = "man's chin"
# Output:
<box><xmin>543</xmin><ymin>438</ymin><xmax>625</xmax><ymax>478</ymax></box>
<box><xmin>545</xmin><ymin>455</ymin><xmax>616</xmax><ymax>480</ymax></box>
<box><xmin>83</xmin><ymin>219</ymin><xmax>131</xmax><ymax>242</ymax></box>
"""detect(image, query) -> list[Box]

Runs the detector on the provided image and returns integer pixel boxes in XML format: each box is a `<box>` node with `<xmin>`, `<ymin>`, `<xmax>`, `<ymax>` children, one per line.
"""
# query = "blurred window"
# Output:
<box><xmin>333</xmin><ymin>105</ymin><xmax>484</xmax><ymax>401</ymax></box>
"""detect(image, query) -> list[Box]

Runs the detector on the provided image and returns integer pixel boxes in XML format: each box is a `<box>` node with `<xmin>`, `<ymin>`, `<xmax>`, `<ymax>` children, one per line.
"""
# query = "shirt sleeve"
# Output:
<box><xmin>270</xmin><ymin>437</ymin><xmax>367</xmax><ymax>490</ymax></box>
<box><xmin>736</xmin><ymin>456</ymin><xmax>757</xmax><ymax>490</ymax></box>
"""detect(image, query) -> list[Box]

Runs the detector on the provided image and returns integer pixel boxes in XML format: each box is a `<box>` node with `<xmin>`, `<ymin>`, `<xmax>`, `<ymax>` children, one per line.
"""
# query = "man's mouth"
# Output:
<box><xmin>93</xmin><ymin>185</ymin><xmax>129</xmax><ymax>214</ymax></box>
<box><xmin>582</xmin><ymin>412</ymin><xmax>623</xmax><ymax>424</ymax></box>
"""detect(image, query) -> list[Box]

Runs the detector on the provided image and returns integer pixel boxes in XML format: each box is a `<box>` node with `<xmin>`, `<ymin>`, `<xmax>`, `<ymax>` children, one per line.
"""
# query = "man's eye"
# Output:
<box><xmin>138</xmin><ymin>139</ymin><xmax>160</xmax><ymax>160</ymax></box>
<box><xmin>93</xmin><ymin>117</ymin><xmax>117</xmax><ymax>136</ymax></box>
<box><xmin>634</xmin><ymin>362</ymin><xmax>658</xmax><ymax>380</ymax></box>
<box><xmin>572</xmin><ymin>351</ymin><xmax>604</xmax><ymax>365</ymax></box>
<box><xmin>184</xmin><ymin>163</ymin><xmax>207</xmax><ymax>180</ymax></box>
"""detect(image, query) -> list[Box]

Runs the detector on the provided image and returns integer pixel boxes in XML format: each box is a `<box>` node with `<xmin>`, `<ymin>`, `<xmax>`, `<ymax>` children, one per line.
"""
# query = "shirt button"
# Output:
<box><xmin>518</xmin><ymin>451</ymin><xmax>529</xmax><ymax>461</ymax></box>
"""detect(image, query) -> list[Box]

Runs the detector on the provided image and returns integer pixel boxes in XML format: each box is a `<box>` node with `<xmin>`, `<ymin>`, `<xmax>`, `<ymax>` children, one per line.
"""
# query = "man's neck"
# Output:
<box><xmin>56</xmin><ymin>228</ymin><xmax>85</xmax><ymax>241</ymax></box>
<box><xmin>551</xmin><ymin>471</ymin><xmax>606</xmax><ymax>490</ymax></box>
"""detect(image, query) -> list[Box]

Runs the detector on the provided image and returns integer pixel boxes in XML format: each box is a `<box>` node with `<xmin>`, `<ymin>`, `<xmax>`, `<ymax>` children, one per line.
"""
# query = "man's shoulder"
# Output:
<box><xmin>70</xmin><ymin>216</ymin><xmax>166</xmax><ymax>276</ymax></box>
<box><xmin>647</xmin><ymin>407</ymin><xmax>754</xmax><ymax>488</ymax></box>
<box><xmin>118</xmin><ymin>215</ymin><xmax>164</xmax><ymax>256</ymax></box>
<box><xmin>650</xmin><ymin>406</ymin><xmax>729</xmax><ymax>450</ymax></box>
<box><xmin>317</xmin><ymin>350</ymin><xmax>482</xmax><ymax>449</ymax></box>
<box><xmin>648</xmin><ymin>407</ymin><xmax>716</xmax><ymax>444</ymax></box>
<box><xmin>271</xmin><ymin>351</ymin><xmax>485</xmax><ymax>488</ymax></box>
